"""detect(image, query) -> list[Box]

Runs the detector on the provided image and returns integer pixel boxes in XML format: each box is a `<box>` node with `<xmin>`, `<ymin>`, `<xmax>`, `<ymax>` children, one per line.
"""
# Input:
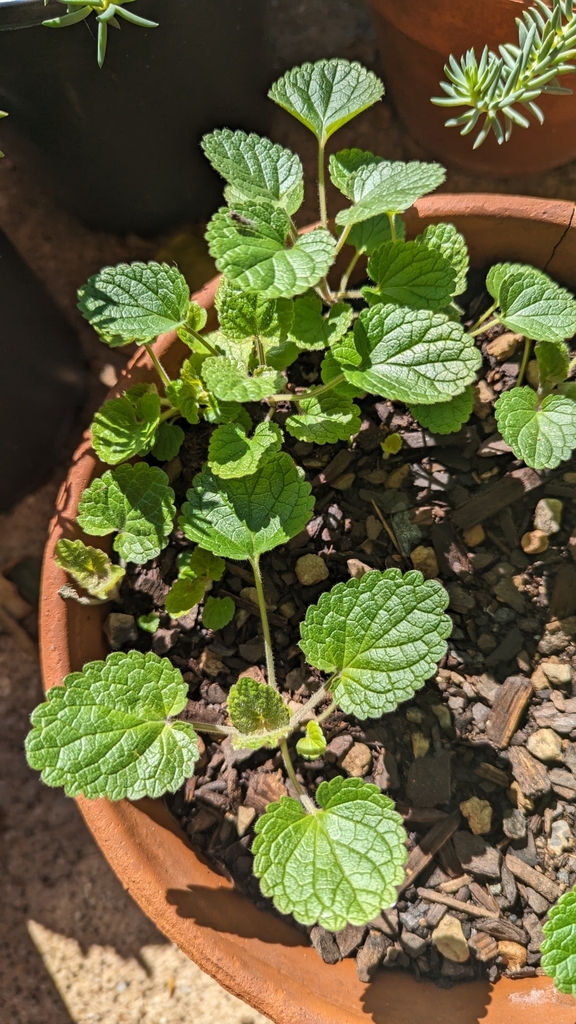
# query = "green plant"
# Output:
<box><xmin>542</xmin><ymin>890</ymin><xmax>576</xmax><ymax>995</ymax></box>
<box><xmin>432</xmin><ymin>0</ymin><xmax>576</xmax><ymax>147</ymax></box>
<box><xmin>43</xmin><ymin>0</ymin><xmax>158</xmax><ymax>67</ymax></box>
<box><xmin>25</xmin><ymin>57</ymin><xmax>576</xmax><ymax>932</ymax></box>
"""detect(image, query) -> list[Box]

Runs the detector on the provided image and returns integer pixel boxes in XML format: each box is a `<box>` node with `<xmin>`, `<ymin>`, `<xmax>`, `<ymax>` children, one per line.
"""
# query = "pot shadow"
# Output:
<box><xmin>361</xmin><ymin>970</ymin><xmax>491</xmax><ymax>1024</ymax></box>
<box><xmin>166</xmin><ymin>884</ymin><xmax>309</xmax><ymax>948</ymax></box>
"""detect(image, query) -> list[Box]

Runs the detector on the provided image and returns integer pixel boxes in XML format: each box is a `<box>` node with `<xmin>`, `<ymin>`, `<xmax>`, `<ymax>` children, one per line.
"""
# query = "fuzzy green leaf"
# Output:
<box><xmin>300</xmin><ymin>569</ymin><xmax>451</xmax><ymax>718</ymax></box>
<box><xmin>263</xmin><ymin>336</ymin><xmax>300</xmax><ymax>371</ymax></box>
<box><xmin>409</xmin><ymin>386</ymin><xmax>474</xmax><ymax>435</ymax></box>
<box><xmin>495</xmin><ymin>386</ymin><xmax>576</xmax><ymax>469</ymax></box>
<box><xmin>541</xmin><ymin>890</ymin><xmax>576</xmax><ymax>995</ymax></box>
<box><xmin>320</xmin><ymin>349</ymin><xmax>364</xmax><ymax>399</ymax></box>
<box><xmin>202</xmin><ymin>129</ymin><xmax>304</xmax><ymax>215</ymax></box>
<box><xmin>180</xmin><ymin>453</ymin><xmax>314</xmax><ymax>561</ymax></box>
<box><xmin>228</xmin><ymin>676</ymin><xmax>291</xmax><ymax>750</ymax></box>
<box><xmin>152</xmin><ymin>422</ymin><xmax>185</xmax><ymax>462</ymax></box>
<box><xmin>253</xmin><ymin>776</ymin><xmax>407</xmax><ymax>929</ymax></box>
<box><xmin>216</xmin><ymin>279</ymin><xmax>294</xmax><ymax>340</ymax></box>
<box><xmin>417</xmin><ymin>223</ymin><xmax>468</xmax><ymax>297</ymax></box>
<box><xmin>269</xmin><ymin>60</ymin><xmax>383</xmax><ymax>145</ymax></box>
<box><xmin>77</xmin><ymin>463</ymin><xmax>176</xmax><ymax>565</ymax></box>
<box><xmin>329</xmin><ymin>149</ymin><xmax>382</xmax><ymax>197</ymax></box>
<box><xmin>285</xmin><ymin>389</ymin><xmax>361</xmax><ymax>444</ymax></box>
<box><xmin>178</xmin><ymin>546</ymin><xmax>225</xmax><ymax>583</ymax></box>
<box><xmin>289</xmin><ymin>294</ymin><xmax>353</xmax><ymax>351</ymax></box>
<box><xmin>347</xmin><ymin>214</ymin><xmax>405</xmax><ymax>256</ymax></box>
<box><xmin>335</xmin><ymin>161</ymin><xmax>446</xmax><ymax>227</ymax></box>
<box><xmin>487</xmin><ymin>263</ymin><xmax>576</xmax><ymax>342</ymax></box>
<box><xmin>78</xmin><ymin>261</ymin><xmax>191</xmax><ymax>343</ymax></box>
<box><xmin>201</xmin><ymin>355</ymin><xmax>283</xmax><ymax>403</ymax></box>
<box><xmin>91</xmin><ymin>383</ymin><xmax>161</xmax><ymax>465</ymax></box>
<box><xmin>54</xmin><ymin>538</ymin><xmax>125</xmax><ymax>600</ymax></box>
<box><xmin>337</xmin><ymin>304</ymin><xmax>481</xmax><ymax>404</ymax></box>
<box><xmin>25</xmin><ymin>651</ymin><xmax>198</xmax><ymax>800</ymax></box>
<box><xmin>208</xmin><ymin>421</ymin><xmax>283</xmax><ymax>479</ymax></box>
<box><xmin>296</xmin><ymin>721</ymin><xmax>327</xmax><ymax>760</ymax></box>
<box><xmin>138</xmin><ymin>612</ymin><xmax>160</xmax><ymax>634</ymax></box>
<box><xmin>202</xmin><ymin>595</ymin><xmax>235</xmax><ymax>631</ymax></box>
<box><xmin>536</xmin><ymin>340</ymin><xmax>570</xmax><ymax>396</ymax></box>
<box><xmin>367</xmin><ymin>240</ymin><xmax>456</xmax><ymax>311</ymax></box>
<box><xmin>165</xmin><ymin>576</ymin><xmax>206</xmax><ymax>618</ymax></box>
<box><xmin>204</xmin><ymin>398</ymin><xmax>253</xmax><ymax>432</ymax></box>
<box><xmin>206</xmin><ymin>204</ymin><xmax>336</xmax><ymax>299</ymax></box>
<box><xmin>165</xmin><ymin>358</ymin><xmax>204</xmax><ymax>425</ymax></box>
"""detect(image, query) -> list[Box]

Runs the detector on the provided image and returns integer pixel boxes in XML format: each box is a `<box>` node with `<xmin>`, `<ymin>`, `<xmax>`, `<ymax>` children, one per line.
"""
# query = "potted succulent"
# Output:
<box><xmin>367</xmin><ymin>0</ymin><xmax>576</xmax><ymax>176</ymax></box>
<box><xmin>0</xmin><ymin>0</ymin><xmax>271</xmax><ymax>233</ymax></box>
<box><xmin>28</xmin><ymin>58</ymin><xmax>576</xmax><ymax>1024</ymax></box>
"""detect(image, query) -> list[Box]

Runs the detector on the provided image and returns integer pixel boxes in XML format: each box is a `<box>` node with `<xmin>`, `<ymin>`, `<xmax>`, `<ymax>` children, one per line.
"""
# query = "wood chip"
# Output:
<box><xmin>452</xmin><ymin>467</ymin><xmax>544</xmax><ymax>530</ymax></box>
<box><xmin>485</xmin><ymin>675</ymin><xmax>533</xmax><ymax>749</ymax></box>
<box><xmin>508</xmin><ymin>746</ymin><xmax>551</xmax><ymax>799</ymax></box>
<box><xmin>399</xmin><ymin>810</ymin><xmax>461</xmax><ymax>893</ymax></box>
<box><xmin>312</xmin><ymin>449</ymin><xmax>354</xmax><ymax>487</ymax></box>
<box><xmin>469</xmin><ymin>930</ymin><xmax>499</xmax><ymax>962</ymax></box>
<box><xmin>245</xmin><ymin>770</ymin><xmax>288</xmax><ymax>815</ymax></box>
<box><xmin>474</xmin><ymin>763</ymin><xmax>511</xmax><ymax>787</ymax></box>
<box><xmin>505</xmin><ymin>853</ymin><xmax>562</xmax><ymax>903</ymax></box>
<box><xmin>468</xmin><ymin>881</ymin><xmax>501</xmax><ymax>916</ymax></box>
<box><xmin>437</xmin><ymin>874</ymin><xmax>473</xmax><ymax>894</ymax></box>
<box><xmin>430</xmin><ymin>522</ymin><xmax>473</xmax><ymax>582</ymax></box>
<box><xmin>416</xmin><ymin>888</ymin><xmax>499</xmax><ymax>919</ymax></box>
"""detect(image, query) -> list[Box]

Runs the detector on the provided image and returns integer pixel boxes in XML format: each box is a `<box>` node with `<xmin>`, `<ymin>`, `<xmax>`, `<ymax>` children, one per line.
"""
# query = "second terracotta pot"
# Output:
<box><xmin>368</xmin><ymin>0</ymin><xmax>576</xmax><ymax>175</ymax></box>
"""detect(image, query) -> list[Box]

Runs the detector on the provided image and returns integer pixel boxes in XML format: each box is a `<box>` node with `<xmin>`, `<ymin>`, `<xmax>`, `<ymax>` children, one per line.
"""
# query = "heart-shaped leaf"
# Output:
<box><xmin>541</xmin><ymin>889</ymin><xmax>576</xmax><ymax>995</ymax></box>
<box><xmin>495</xmin><ymin>386</ymin><xmax>576</xmax><ymax>469</ymax></box>
<box><xmin>201</xmin><ymin>356</ymin><xmax>283</xmax><ymax>403</ymax></box>
<box><xmin>165</xmin><ymin>576</ymin><xmax>207</xmax><ymax>618</ymax></box>
<box><xmin>253</xmin><ymin>776</ymin><xmax>407</xmax><ymax>930</ymax></box>
<box><xmin>202</xmin><ymin>595</ymin><xmax>236</xmax><ymax>631</ymax></box>
<box><xmin>335</xmin><ymin>161</ymin><xmax>446</xmax><ymax>227</ymax></box>
<box><xmin>285</xmin><ymin>389</ymin><xmax>361</xmax><ymax>444</ymax></box>
<box><xmin>409</xmin><ymin>386</ymin><xmax>474</xmax><ymax>435</ymax></box>
<box><xmin>367</xmin><ymin>240</ymin><xmax>456</xmax><ymax>311</ymax></box>
<box><xmin>300</xmin><ymin>569</ymin><xmax>452</xmax><ymax>718</ymax></box>
<box><xmin>216</xmin><ymin>279</ymin><xmax>294</xmax><ymax>340</ymax></box>
<box><xmin>289</xmin><ymin>294</ymin><xmax>353</xmax><ymax>350</ymax></box>
<box><xmin>151</xmin><ymin>422</ymin><xmax>185</xmax><ymax>462</ymax></box>
<box><xmin>269</xmin><ymin>59</ymin><xmax>383</xmax><ymax>145</ymax></box>
<box><xmin>208</xmin><ymin>421</ymin><xmax>283</xmax><ymax>478</ymax></box>
<box><xmin>296</xmin><ymin>721</ymin><xmax>327</xmax><ymax>760</ymax></box>
<box><xmin>202</xmin><ymin>129</ymin><xmax>304</xmax><ymax>215</ymax></box>
<box><xmin>228</xmin><ymin>676</ymin><xmax>291</xmax><ymax>750</ymax></box>
<box><xmin>91</xmin><ymin>383</ymin><xmax>161</xmax><ymax>465</ymax></box>
<box><xmin>78</xmin><ymin>261</ymin><xmax>191</xmax><ymax>343</ymax></box>
<box><xmin>180</xmin><ymin>453</ymin><xmax>314</xmax><ymax>560</ymax></box>
<box><xmin>25</xmin><ymin>651</ymin><xmax>199</xmax><ymax>800</ymax></box>
<box><xmin>487</xmin><ymin>263</ymin><xmax>576</xmax><ymax>342</ymax></box>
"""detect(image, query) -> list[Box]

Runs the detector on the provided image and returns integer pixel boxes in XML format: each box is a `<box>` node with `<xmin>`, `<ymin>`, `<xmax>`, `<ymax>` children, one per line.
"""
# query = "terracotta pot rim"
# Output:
<box><xmin>39</xmin><ymin>192</ymin><xmax>576</xmax><ymax>1024</ymax></box>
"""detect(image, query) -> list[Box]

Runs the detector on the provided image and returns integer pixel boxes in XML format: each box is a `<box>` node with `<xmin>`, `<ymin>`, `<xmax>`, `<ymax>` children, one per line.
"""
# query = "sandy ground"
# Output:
<box><xmin>2</xmin><ymin>1</ymin><xmax>576</xmax><ymax>1021</ymax></box>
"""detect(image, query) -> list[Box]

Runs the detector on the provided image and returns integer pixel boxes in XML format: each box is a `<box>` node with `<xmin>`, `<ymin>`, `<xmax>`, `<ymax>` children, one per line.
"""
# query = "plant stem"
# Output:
<box><xmin>316</xmin><ymin>277</ymin><xmax>334</xmax><ymax>304</ymax></box>
<box><xmin>250</xmin><ymin>554</ymin><xmax>277</xmax><ymax>689</ymax></box>
<box><xmin>469</xmin><ymin>301</ymin><xmax>498</xmax><ymax>335</ymax></box>
<box><xmin>188</xmin><ymin>329</ymin><xmax>218</xmax><ymax>357</ymax></box>
<box><xmin>387</xmin><ymin>212</ymin><xmax>397</xmax><ymax>242</ymax></box>
<box><xmin>268</xmin><ymin>373</ymin><xmax>345</xmax><ymax>405</ymax></box>
<box><xmin>517</xmin><ymin>336</ymin><xmax>533</xmax><ymax>387</ymax></box>
<box><xmin>318</xmin><ymin>139</ymin><xmax>328</xmax><ymax>229</ymax></box>
<box><xmin>469</xmin><ymin>318</ymin><xmax>499</xmax><ymax>338</ymax></box>
<box><xmin>280</xmin><ymin>738</ymin><xmax>316</xmax><ymax>813</ymax></box>
<box><xmin>144</xmin><ymin>343</ymin><xmax>172</xmax><ymax>387</ymax></box>
<box><xmin>338</xmin><ymin>249</ymin><xmax>361</xmax><ymax>297</ymax></box>
<box><xmin>158</xmin><ymin>406</ymin><xmax>180</xmax><ymax>424</ymax></box>
<box><xmin>255</xmin><ymin>334</ymin><xmax>266</xmax><ymax>367</ymax></box>
<box><xmin>314</xmin><ymin>698</ymin><xmax>337</xmax><ymax>725</ymax></box>
<box><xmin>334</xmin><ymin>223</ymin><xmax>352</xmax><ymax>255</ymax></box>
<box><xmin>186</xmin><ymin>720</ymin><xmax>234</xmax><ymax>736</ymax></box>
<box><xmin>289</xmin><ymin>681</ymin><xmax>332</xmax><ymax>729</ymax></box>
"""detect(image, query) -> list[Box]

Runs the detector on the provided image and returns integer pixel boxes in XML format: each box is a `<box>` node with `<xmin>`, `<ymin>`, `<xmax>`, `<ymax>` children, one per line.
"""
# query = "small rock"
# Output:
<box><xmin>382</xmin><ymin>942</ymin><xmax>409</xmax><ymax>970</ymax></box>
<box><xmin>453</xmin><ymin>831</ymin><xmax>501</xmax><ymax>880</ymax></box>
<box><xmin>548</xmin><ymin>819</ymin><xmax>573</xmax><ymax>856</ymax></box>
<box><xmin>541</xmin><ymin>660</ymin><xmax>572</xmax><ymax>687</ymax></box>
<box><xmin>431</xmin><ymin>704</ymin><xmax>452</xmax><ymax>732</ymax></box>
<box><xmin>400</xmin><ymin>930</ymin><xmax>428</xmax><ymax>958</ymax></box>
<box><xmin>239</xmin><ymin>637</ymin><xmax>265</xmax><ymax>662</ymax></box>
<box><xmin>295</xmin><ymin>554</ymin><xmax>329</xmax><ymax>586</ymax></box>
<box><xmin>340</xmin><ymin>742</ymin><xmax>372</xmax><ymax>777</ymax></box>
<box><xmin>410</xmin><ymin>545</ymin><xmax>439</xmax><ymax>579</ymax></box>
<box><xmin>447</xmin><ymin>582</ymin><xmax>476</xmax><ymax>614</ymax></box>
<box><xmin>520</xmin><ymin>886</ymin><xmax>549</xmax><ymax>915</ymax></box>
<box><xmin>441</xmin><ymin>958</ymin><xmax>475</xmax><ymax>979</ymax></box>
<box><xmin>335</xmin><ymin>924</ymin><xmax>367</xmax><ymax>958</ymax></box>
<box><xmin>473</xmin><ymin>674</ymin><xmax>500</xmax><ymax>704</ymax></box>
<box><xmin>507</xmin><ymin>780</ymin><xmax>535</xmax><ymax>814</ymax></box>
<box><xmin>494</xmin><ymin>577</ymin><xmax>525</xmax><ymax>614</ymax></box>
<box><xmin>347</xmin><ymin>558</ymin><xmax>372</xmax><ymax>580</ymax></box>
<box><xmin>370</xmin><ymin>908</ymin><xmax>399</xmax><ymax>938</ymax></box>
<box><xmin>521</xmin><ymin>530</ymin><xmax>549</xmax><ymax>555</ymax></box>
<box><xmin>548</xmin><ymin>768</ymin><xmax>576</xmax><ymax>800</ymax></box>
<box><xmin>325</xmin><ymin>734</ymin><xmax>353</xmax><ymax>763</ymax></box>
<box><xmin>199</xmin><ymin>648</ymin><xmax>227</xmax><ymax>678</ymax></box>
<box><xmin>497</xmin><ymin>941</ymin><xmax>527</xmax><ymax>970</ymax></box>
<box><xmin>432</xmin><ymin>914</ymin><xmax>469</xmax><ymax>963</ymax></box>
<box><xmin>522</xmin><ymin>912</ymin><xmax>545</xmax><ymax>953</ymax></box>
<box><xmin>502</xmin><ymin>807</ymin><xmax>527</xmax><ymax>841</ymax></box>
<box><xmin>356</xmin><ymin>930</ymin><xmax>390</xmax><ymax>982</ymax></box>
<box><xmin>310</xmin><ymin>926</ymin><xmax>340</xmax><ymax>965</ymax></box>
<box><xmin>538</xmin><ymin>616</ymin><xmax>576</xmax><ymax>655</ymax></box>
<box><xmin>473</xmin><ymin>379</ymin><xmax>495</xmax><ymax>419</ymax></box>
<box><xmin>239</xmin><ymin>586</ymin><xmax>259</xmax><ymax>607</ymax></box>
<box><xmin>206</xmin><ymin>682</ymin><xmax>227</xmax><ymax>703</ymax></box>
<box><xmin>459</xmin><ymin>796</ymin><xmax>492</xmax><ymax>835</ymax></box>
<box><xmin>373</xmin><ymin>749</ymin><xmax>400</xmax><ymax>791</ymax></box>
<box><xmin>472</xmin><ymin>702</ymin><xmax>491</xmax><ymax>728</ymax></box>
<box><xmin>236</xmin><ymin>805</ymin><xmax>256</xmax><ymax>837</ymax></box>
<box><xmin>463</xmin><ymin>524</ymin><xmax>485</xmax><ymax>548</ymax></box>
<box><xmin>279</xmin><ymin>600</ymin><xmax>296</xmax><ymax>619</ymax></box>
<box><xmin>526</xmin><ymin>728</ymin><xmax>562</xmax><ymax>763</ymax></box>
<box><xmin>534</xmin><ymin>498</ymin><xmax>563</xmax><ymax>535</ymax></box>
<box><xmin>551</xmin><ymin>566</ymin><xmax>576</xmax><ymax>619</ymax></box>
<box><xmin>104</xmin><ymin>612</ymin><xmax>137</xmax><ymax>649</ymax></box>
<box><xmin>411</xmin><ymin>731</ymin><xmax>430</xmax><ymax>758</ymax></box>
<box><xmin>365</xmin><ymin>515</ymin><xmax>382</xmax><ymax>540</ymax></box>
<box><xmin>486</xmin><ymin>331</ymin><xmax>521</xmax><ymax>361</ymax></box>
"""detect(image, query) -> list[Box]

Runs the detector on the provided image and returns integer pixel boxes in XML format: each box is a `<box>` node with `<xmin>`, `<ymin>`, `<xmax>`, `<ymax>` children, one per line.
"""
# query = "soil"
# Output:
<box><xmin>88</xmin><ymin>294</ymin><xmax>576</xmax><ymax>990</ymax></box>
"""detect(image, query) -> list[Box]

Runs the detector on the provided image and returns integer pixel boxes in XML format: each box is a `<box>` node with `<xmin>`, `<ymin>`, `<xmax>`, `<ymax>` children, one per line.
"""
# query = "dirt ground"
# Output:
<box><xmin>2</xmin><ymin>1</ymin><xmax>576</xmax><ymax>1022</ymax></box>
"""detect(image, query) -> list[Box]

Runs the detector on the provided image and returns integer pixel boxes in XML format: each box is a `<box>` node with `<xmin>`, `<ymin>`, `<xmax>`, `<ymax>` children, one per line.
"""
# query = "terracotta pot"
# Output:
<box><xmin>367</xmin><ymin>0</ymin><xmax>576</xmax><ymax>175</ymax></box>
<box><xmin>40</xmin><ymin>194</ymin><xmax>576</xmax><ymax>1024</ymax></box>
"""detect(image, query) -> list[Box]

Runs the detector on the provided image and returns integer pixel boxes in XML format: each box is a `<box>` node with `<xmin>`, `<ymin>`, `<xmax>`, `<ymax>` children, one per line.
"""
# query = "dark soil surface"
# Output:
<box><xmin>100</xmin><ymin>292</ymin><xmax>576</xmax><ymax>990</ymax></box>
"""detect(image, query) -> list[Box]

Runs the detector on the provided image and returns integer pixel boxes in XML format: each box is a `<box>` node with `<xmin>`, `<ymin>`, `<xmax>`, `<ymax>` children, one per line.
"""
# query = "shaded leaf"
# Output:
<box><xmin>536</xmin><ymin>340</ymin><xmax>570</xmax><ymax>396</ymax></box>
<box><xmin>416</xmin><ymin>223</ymin><xmax>468</xmax><ymax>297</ymax></box>
<box><xmin>367</xmin><ymin>240</ymin><xmax>456</xmax><ymax>311</ymax></box>
<box><xmin>54</xmin><ymin>538</ymin><xmax>124</xmax><ymax>600</ymax></box>
<box><xmin>289</xmin><ymin>294</ymin><xmax>353</xmax><ymax>350</ymax></box>
<box><xmin>495</xmin><ymin>387</ymin><xmax>576</xmax><ymax>469</ymax></box>
<box><xmin>91</xmin><ymin>383</ymin><xmax>160</xmax><ymax>465</ymax></box>
<box><xmin>208</xmin><ymin>421</ymin><xmax>283</xmax><ymax>478</ymax></box>
<box><xmin>409</xmin><ymin>386</ymin><xmax>474</xmax><ymax>435</ymax></box>
<box><xmin>202</xmin><ymin>595</ymin><xmax>236</xmax><ymax>631</ymax></box>
<box><xmin>151</xmin><ymin>422</ymin><xmax>185</xmax><ymax>462</ymax></box>
<box><xmin>165</xmin><ymin>576</ymin><xmax>206</xmax><ymax>618</ymax></box>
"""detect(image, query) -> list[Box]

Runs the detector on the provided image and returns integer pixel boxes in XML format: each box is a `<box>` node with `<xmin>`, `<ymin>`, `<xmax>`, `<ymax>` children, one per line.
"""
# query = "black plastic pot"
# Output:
<box><xmin>0</xmin><ymin>0</ymin><xmax>270</xmax><ymax>234</ymax></box>
<box><xmin>0</xmin><ymin>230</ymin><xmax>87</xmax><ymax>513</ymax></box>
